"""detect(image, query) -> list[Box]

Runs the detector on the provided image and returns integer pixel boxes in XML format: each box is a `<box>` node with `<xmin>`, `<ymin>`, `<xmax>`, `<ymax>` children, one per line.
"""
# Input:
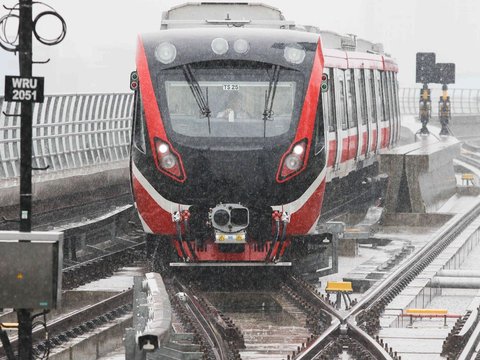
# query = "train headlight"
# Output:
<box><xmin>285</xmin><ymin>154</ymin><xmax>301</xmax><ymax>171</ymax></box>
<box><xmin>211</xmin><ymin>38</ymin><xmax>229</xmax><ymax>55</ymax></box>
<box><xmin>161</xmin><ymin>154</ymin><xmax>176</xmax><ymax>169</ymax></box>
<box><xmin>158</xmin><ymin>143</ymin><xmax>169</xmax><ymax>154</ymax></box>
<box><xmin>293</xmin><ymin>144</ymin><xmax>304</xmax><ymax>155</ymax></box>
<box><xmin>284</xmin><ymin>44</ymin><xmax>306</xmax><ymax>64</ymax></box>
<box><xmin>155</xmin><ymin>42</ymin><xmax>177</xmax><ymax>64</ymax></box>
<box><xmin>154</xmin><ymin>138</ymin><xmax>186</xmax><ymax>182</ymax></box>
<box><xmin>233</xmin><ymin>39</ymin><xmax>249</xmax><ymax>54</ymax></box>
<box><xmin>276</xmin><ymin>139</ymin><xmax>308</xmax><ymax>182</ymax></box>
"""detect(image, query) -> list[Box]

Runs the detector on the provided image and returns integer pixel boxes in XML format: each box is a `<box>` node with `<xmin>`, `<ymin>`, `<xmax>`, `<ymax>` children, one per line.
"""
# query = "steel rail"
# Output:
<box><xmin>174</xmin><ymin>280</ymin><xmax>232</xmax><ymax>360</ymax></box>
<box><xmin>0</xmin><ymin>290</ymin><xmax>133</xmax><ymax>358</ymax></box>
<box><xmin>295</xmin><ymin>201</ymin><xmax>480</xmax><ymax>359</ymax></box>
<box><xmin>348</xmin><ymin>202</ymin><xmax>480</xmax><ymax>319</ymax></box>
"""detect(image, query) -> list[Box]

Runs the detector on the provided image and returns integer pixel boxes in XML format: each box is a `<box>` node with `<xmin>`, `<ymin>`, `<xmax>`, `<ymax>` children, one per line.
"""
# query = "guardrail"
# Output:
<box><xmin>0</xmin><ymin>93</ymin><xmax>133</xmax><ymax>180</ymax></box>
<box><xmin>399</xmin><ymin>87</ymin><xmax>480</xmax><ymax>116</ymax></box>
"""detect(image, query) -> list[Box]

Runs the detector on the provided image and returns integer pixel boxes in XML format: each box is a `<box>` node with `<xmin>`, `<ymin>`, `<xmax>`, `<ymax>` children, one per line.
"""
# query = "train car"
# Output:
<box><xmin>129</xmin><ymin>2</ymin><xmax>400</xmax><ymax>266</ymax></box>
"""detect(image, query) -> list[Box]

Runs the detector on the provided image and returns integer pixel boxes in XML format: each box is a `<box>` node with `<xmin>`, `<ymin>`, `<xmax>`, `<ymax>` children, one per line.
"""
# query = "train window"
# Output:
<box><xmin>322</xmin><ymin>67</ymin><xmax>336</xmax><ymax>132</ymax></box>
<box><xmin>359</xmin><ymin>70</ymin><xmax>368</xmax><ymax>125</ymax></box>
<box><xmin>133</xmin><ymin>93</ymin><xmax>146</xmax><ymax>153</ymax></box>
<box><xmin>392</xmin><ymin>73</ymin><xmax>400</xmax><ymax>121</ymax></box>
<box><xmin>377</xmin><ymin>71</ymin><xmax>386</xmax><ymax>122</ymax></box>
<box><xmin>336</xmin><ymin>70</ymin><xmax>348</xmax><ymax>130</ymax></box>
<box><xmin>381</xmin><ymin>71</ymin><xmax>390</xmax><ymax>122</ymax></box>
<box><xmin>388</xmin><ymin>72</ymin><xmax>397</xmax><ymax>122</ymax></box>
<box><xmin>347</xmin><ymin>70</ymin><xmax>358</xmax><ymax>128</ymax></box>
<box><xmin>368</xmin><ymin>70</ymin><xmax>377</xmax><ymax>123</ymax></box>
<box><xmin>160</xmin><ymin>62</ymin><xmax>305</xmax><ymax>138</ymax></box>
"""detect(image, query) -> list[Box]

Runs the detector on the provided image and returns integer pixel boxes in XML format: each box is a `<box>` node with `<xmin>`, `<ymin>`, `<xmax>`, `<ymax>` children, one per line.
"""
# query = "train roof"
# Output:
<box><xmin>156</xmin><ymin>2</ymin><xmax>398</xmax><ymax>72</ymax></box>
<box><xmin>160</xmin><ymin>2</ymin><xmax>388</xmax><ymax>55</ymax></box>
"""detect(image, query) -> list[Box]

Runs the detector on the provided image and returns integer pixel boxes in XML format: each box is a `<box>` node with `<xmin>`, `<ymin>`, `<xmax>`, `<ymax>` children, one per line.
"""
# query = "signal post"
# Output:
<box><xmin>2</xmin><ymin>1</ymin><xmax>65</xmax><ymax>358</ymax></box>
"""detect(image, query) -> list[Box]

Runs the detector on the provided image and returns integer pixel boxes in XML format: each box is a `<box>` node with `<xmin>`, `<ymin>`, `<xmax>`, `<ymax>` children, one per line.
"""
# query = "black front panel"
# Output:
<box><xmin>133</xmin><ymin>27</ymin><xmax>326</xmax><ymax>208</ymax></box>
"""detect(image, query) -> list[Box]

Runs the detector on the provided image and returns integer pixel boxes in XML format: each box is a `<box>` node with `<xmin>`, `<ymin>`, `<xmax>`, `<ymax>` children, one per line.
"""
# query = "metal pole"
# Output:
<box><xmin>17</xmin><ymin>0</ymin><xmax>34</xmax><ymax>358</ymax></box>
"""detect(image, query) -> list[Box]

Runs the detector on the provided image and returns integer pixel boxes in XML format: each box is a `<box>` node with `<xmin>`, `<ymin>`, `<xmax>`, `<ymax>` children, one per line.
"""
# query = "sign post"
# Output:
<box><xmin>2</xmin><ymin>1</ymin><xmax>65</xmax><ymax>358</ymax></box>
<box><xmin>17</xmin><ymin>0</ymin><xmax>35</xmax><ymax>358</ymax></box>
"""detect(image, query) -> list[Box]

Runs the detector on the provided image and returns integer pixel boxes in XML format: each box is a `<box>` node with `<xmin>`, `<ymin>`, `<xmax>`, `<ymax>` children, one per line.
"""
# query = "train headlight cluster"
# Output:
<box><xmin>233</xmin><ymin>39</ymin><xmax>249</xmax><ymax>54</ymax></box>
<box><xmin>277</xmin><ymin>139</ymin><xmax>308</xmax><ymax>182</ymax></box>
<box><xmin>154</xmin><ymin>138</ymin><xmax>186</xmax><ymax>182</ymax></box>
<box><xmin>155</xmin><ymin>42</ymin><xmax>177</xmax><ymax>64</ymax></box>
<box><xmin>284</xmin><ymin>44</ymin><xmax>306</xmax><ymax>65</ymax></box>
<box><xmin>211</xmin><ymin>37</ymin><xmax>229</xmax><ymax>55</ymax></box>
<box><xmin>285</xmin><ymin>154</ymin><xmax>302</xmax><ymax>171</ymax></box>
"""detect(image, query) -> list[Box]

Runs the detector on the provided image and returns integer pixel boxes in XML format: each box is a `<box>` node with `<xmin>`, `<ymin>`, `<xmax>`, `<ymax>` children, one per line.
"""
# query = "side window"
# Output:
<box><xmin>368</xmin><ymin>70</ymin><xmax>377</xmax><ymax>123</ymax></box>
<box><xmin>133</xmin><ymin>92</ymin><xmax>146</xmax><ymax>153</ymax></box>
<box><xmin>359</xmin><ymin>70</ymin><xmax>368</xmax><ymax>125</ymax></box>
<box><xmin>335</xmin><ymin>69</ymin><xmax>348</xmax><ymax>130</ymax></box>
<box><xmin>392</xmin><ymin>73</ymin><xmax>400</xmax><ymax>121</ymax></box>
<box><xmin>381</xmin><ymin>71</ymin><xmax>390</xmax><ymax>122</ymax></box>
<box><xmin>347</xmin><ymin>69</ymin><xmax>358</xmax><ymax>128</ymax></box>
<box><xmin>387</xmin><ymin>72</ymin><xmax>396</xmax><ymax>121</ymax></box>
<box><xmin>377</xmin><ymin>71</ymin><xmax>385</xmax><ymax>122</ymax></box>
<box><xmin>322</xmin><ymin>67</ymin><xmax>336</xmax><ymax>132</ymax></box>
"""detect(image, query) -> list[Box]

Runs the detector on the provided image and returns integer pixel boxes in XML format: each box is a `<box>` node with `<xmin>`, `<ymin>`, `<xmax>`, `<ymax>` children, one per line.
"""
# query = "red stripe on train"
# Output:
<box><xmin>287</xmin><ymin>178</ymin><xmax>326</xmax><ymax>234</ymax></box>
<box><xmin>132</xmin><ymin>176</ymin><xmax>176</xmax><ymax>234</ymax></box>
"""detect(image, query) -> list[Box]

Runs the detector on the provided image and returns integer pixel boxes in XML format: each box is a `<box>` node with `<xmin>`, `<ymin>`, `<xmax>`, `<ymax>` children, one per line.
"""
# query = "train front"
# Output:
<box><xmin>131</xmin><ymin>27</ymin><xmax>327</xmax><ymax>264</ymax></box>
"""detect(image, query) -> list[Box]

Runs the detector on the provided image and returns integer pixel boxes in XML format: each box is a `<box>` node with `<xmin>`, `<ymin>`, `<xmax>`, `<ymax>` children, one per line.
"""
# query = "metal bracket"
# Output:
<box><xmin>1</xmin><ymin>216</ymin><xmax>20</xmax><ymax>223</ymax></box>
<box><xmin>32</xmin><ymin>164</ymin><xmax>50</xmax><ymax>171</ymax></box>
<box><xmin>2</xmin><ymin>4</ymin><xmax>18</xmax><ymax>11</ymax></box>
<box><xmin>32</xmin><ymin>58</ymin><xmax>50</xmax><ymax>64</ymax></box>
<box><xmin>2</xmin><ymin>111</ymin><xmax>21</xmax><ymax>118</ymax></box>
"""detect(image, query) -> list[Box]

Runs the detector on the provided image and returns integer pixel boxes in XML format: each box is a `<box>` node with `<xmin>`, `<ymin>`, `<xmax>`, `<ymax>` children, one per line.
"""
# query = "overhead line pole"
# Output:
<box><xmin>17</xmin><ymin>0</ymin><xmax>34</xmax><ymax>358</ymax></box>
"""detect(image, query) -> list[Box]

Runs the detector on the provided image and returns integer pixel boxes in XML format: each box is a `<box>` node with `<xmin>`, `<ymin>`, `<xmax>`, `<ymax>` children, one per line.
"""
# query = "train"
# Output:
<box><xmin>129</xmin><ymin>2</ymin><xmax>400</xmax><ymax>266</ymax></box>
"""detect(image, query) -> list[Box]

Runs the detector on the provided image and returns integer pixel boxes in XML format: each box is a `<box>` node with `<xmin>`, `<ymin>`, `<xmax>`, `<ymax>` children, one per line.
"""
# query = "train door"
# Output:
<box><xmin>345</xmin><ymin>69</ymin><xmax>358</xmax><ymax>163</ymax></box>
<box><xmin>379</xmin><ymin>71</ymin><xmax>391</xmax><ymax>149</ymax></box>
<box><xmin>385</xmin><ymin>72</ymin><xmax>395</xmax><ymax>147</ymax></box>
<box><xmin>356</xmin><ymin>69</ymin><xmax>369</xmax><ymax>158</ymax></box>
<box><xmin>374</xmin><ymin>70</ymin><xmax>384</xmax><ymax>151</ymax></box>
<box><xmin>365</xmin><ymin>69</ymin><xmax>378</xmax><ymax>155</ymax></box>
<box><xmin>323</xmin><ymin>68</ymin><xmax>337</xmax><ymax>170</ymax></box>
<box><xmin>392</xmin><ymin>72</ymin><xmax>401</xmax><ymax>145</ymax></box>
<box><xmin>334</xmin><ymin>68</ymin><xmax>348</xmax><ymax>172</ymax></box>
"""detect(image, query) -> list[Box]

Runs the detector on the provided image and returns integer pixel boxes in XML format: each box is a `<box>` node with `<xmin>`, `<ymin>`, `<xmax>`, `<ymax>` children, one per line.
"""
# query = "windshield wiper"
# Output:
<box><xmin>263</xmin><ymin>64</ymin><xmax>281</xmax><ymax>137</ymax></box>
<box><xmin>182</xmin><ymin>64</ymin><xmax>211</xmax><ymax>134</ymax></box>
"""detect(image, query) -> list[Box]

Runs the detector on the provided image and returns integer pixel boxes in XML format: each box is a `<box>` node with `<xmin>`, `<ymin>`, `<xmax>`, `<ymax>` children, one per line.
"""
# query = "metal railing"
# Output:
<box><xmin>0</xmin><ymin>93</ymin><xmax>133</xmax><ymax>180</ymax></box>
<box><xmin>399</xmin><ymin>87</ymin><xmax>480</xmax><ymax>116</ymax></box>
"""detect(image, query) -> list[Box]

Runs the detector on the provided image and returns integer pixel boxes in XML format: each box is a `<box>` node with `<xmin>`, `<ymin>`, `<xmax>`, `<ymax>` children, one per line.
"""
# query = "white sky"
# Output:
<box><xmin>1</xmin><ymin>0</ymin><xmax>480</xmax><ymax>94</ymax></box>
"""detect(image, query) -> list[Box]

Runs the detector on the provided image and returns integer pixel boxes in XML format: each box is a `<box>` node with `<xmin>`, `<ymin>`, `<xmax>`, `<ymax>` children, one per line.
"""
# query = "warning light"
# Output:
<box><xmin>321</xmin><ymin>73</ymin><xmax>329</xmax><ymax>93</ymax></box>
<box><xmin>130</xmin><ymin>71</ymin><xmax>138</xmax><ymax>91</ymax></box>
<box><xmin>16</xmin><ymin>272</ymin><xmax>24</xmax><ymax>280</ymax></box>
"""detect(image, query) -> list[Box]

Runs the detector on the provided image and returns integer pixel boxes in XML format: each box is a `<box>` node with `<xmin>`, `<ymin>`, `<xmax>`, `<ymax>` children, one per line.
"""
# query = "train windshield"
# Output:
<box><xmin>158</xmin><ymin>63</ymin><xmax>305</xmax><ymax>138</ymax></box>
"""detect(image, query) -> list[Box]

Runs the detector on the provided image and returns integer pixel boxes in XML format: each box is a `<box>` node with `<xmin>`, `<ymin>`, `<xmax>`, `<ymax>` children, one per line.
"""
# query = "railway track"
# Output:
<box><xmin>291</xmin><ymin>187</ymin><xmax>480</xmax><ymax>358</ymax></box>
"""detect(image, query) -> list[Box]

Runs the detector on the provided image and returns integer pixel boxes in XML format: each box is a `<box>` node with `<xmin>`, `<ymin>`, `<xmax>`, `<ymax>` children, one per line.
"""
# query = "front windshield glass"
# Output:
<box><xmin>159</xmin><ymin>64</ymin><xmax>305</xmax><ymax>138</ymax></box>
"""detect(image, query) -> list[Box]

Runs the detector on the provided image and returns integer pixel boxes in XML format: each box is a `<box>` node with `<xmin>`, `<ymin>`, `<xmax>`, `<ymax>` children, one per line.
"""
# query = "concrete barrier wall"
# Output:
<box><xmin>380</xmin><ymin>136</ymin><xmax>460</xmax><ymax>213</ymax></box>
<box><xmin>405</xmin><ymin>137</ymin><xmax>460</xmax><ymax>212</ymax></box>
